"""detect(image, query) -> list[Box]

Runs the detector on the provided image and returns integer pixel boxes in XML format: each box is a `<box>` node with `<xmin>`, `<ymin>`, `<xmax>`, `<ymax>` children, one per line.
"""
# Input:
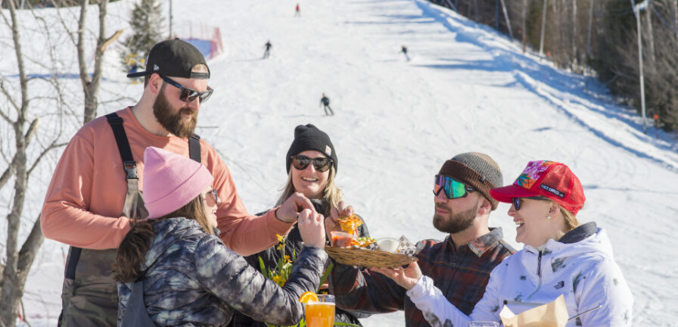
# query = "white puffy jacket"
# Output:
<box><xmin>407</xmin><ymin>223</ymin><xmax>633</xmax><ymax>327</ymax></box>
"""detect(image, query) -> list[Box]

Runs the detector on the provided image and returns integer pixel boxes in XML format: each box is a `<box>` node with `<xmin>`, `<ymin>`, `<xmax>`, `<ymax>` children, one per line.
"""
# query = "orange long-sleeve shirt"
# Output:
<box><xmin>41</xmin><ymin>107</ymin><xmax>292</xmax><ymax>255</ymax></box>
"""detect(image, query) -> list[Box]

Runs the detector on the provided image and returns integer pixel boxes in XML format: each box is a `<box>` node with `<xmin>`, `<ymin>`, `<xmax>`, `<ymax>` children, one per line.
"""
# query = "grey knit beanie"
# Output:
<box><xmin>438</xmin><ymin>152</ymin><xmax>503</xmax><ymax>210</ymax></box>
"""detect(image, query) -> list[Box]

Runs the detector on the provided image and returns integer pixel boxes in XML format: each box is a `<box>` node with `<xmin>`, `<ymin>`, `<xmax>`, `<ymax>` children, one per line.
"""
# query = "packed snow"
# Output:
<box><xmin>2</xmin><ymin>0</ymin><xmax>677</xmax><ymax>326</ymax></box>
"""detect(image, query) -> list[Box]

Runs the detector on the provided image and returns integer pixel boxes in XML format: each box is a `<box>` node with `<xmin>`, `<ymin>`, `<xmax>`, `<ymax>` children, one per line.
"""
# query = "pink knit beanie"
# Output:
<box><xmin>142</xmin><ymin>146</ymin><xmax>214</xmax><ymax>219</ymax></box>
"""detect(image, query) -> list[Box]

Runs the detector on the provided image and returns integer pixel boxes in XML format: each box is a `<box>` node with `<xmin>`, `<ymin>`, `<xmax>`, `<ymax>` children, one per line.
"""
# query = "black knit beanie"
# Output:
<box><xmin>438</xmin><ymin>152</ymin><xmax>503</xmax><ymax>210</ymax></box>
<box><xmin>286</xmin><ymin>124</ymin><xmax>338</xmax><ymax>173</ymax></box>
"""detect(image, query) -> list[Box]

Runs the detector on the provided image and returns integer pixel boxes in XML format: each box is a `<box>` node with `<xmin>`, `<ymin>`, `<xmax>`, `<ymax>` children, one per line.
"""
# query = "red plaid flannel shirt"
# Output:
<box><xmin>329</xmin><ymin>228</ymin><xmax>514</xmax><ymax>327</ymax></box>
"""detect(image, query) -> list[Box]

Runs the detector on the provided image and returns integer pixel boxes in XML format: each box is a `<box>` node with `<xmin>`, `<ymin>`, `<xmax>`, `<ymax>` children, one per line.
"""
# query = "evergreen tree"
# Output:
<box><xmin>120</xmin><ymin>0</ymin><xmax>165</xmax><ymax>74</ymax></box>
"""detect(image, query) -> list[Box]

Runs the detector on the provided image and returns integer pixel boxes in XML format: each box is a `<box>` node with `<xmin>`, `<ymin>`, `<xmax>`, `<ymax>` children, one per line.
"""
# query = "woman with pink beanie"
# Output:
<box><xmin>112</xmin><ymin>146</ymin><xmax>328</xmax><ymax>326</ymax></box>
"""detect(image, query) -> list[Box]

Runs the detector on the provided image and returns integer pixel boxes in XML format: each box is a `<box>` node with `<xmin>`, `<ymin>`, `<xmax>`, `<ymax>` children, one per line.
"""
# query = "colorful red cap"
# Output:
<box><xmin>489</xmin><ymin>160</ymin><xmax>585</xmax><ymax>215</ymax></box>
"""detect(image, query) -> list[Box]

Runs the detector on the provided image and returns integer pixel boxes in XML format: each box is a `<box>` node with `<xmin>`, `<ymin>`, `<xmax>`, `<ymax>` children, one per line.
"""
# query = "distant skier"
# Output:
<box><xmin>263</xmin><ymin>40</ymin><xmax>272</xmax><ymax>59</ymax></box>
<box><xmin>125</xmin><ymin>54</ymin><xmax>144</xmax><ymax>84</ymax></box>
<box><xmin>128</xmin><ymin>62</ymin><xmax>138</xmax><ymax>74</ymax></box>
<box><xmin>128</xmin><ymin>62</ymin><xmax>139</xmax><ymax>83</ymax></box>
<box><xmin>401</xmin><ymin>45</ymin><xmax>410</xmax><ymax>61</ymax></box>
<box><xmin>295</xmin><ymin>3</ymin><xmax>301</xmax><ymax>16</ymax></box>
<box><xmin>320</xmin><ymin>93</ymin><xmax>334</xmax><ymax>116</ymax></box>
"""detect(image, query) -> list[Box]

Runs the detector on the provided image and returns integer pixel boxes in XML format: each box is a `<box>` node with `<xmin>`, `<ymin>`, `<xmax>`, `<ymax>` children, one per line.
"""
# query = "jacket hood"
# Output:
<box><xmin>514</xmin><ymin>223</ymin><xmax>620</xmax><ymax>292</ymax></box>
<box><xmin>558</xmin><ymin>222</ymin><xmax>597</xmax><ymax>244</ymax></box>
<box><xmin>523</xmin><ymin>222</ymin><xmax>615</xmax><ymax>258</ymax></box>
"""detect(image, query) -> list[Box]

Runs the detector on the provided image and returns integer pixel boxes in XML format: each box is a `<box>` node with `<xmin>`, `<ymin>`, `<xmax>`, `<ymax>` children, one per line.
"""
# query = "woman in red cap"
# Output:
<box><xmin>374</xmin><ymin>160</ymin><xmax>633</xmax><ymax>327</ymax></box>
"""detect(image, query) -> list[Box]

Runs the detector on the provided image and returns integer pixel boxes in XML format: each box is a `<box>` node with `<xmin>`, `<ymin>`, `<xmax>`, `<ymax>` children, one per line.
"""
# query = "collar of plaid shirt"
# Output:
<box><xmin>448</xmin><ymin>227</ymin><xmax>505</xmax><ymax>257</ymax></box>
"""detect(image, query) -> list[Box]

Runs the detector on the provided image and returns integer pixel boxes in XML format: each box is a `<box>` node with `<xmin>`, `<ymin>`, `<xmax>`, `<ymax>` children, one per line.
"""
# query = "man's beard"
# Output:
<box><xmin>153</xmin><ymin>87</ymin><xmax>197</xmax><ymax>138</ymax></box>
<box><xmin>432</xmin><ymin>200</ymin><xmax>479</xmax><ymax>234</ymax></box>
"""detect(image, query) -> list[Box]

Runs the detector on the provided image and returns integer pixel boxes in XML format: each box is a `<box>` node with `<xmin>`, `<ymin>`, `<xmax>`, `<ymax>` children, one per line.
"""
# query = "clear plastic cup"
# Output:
<box><xmin>330</xmin><ymin>231</ymin><xmax>354</xmax><ymax>247</ymax></box>
<box><xmin>376</xmin><ymin>237</ymin><xmax>399</xmax><ymax>253</ymax></box>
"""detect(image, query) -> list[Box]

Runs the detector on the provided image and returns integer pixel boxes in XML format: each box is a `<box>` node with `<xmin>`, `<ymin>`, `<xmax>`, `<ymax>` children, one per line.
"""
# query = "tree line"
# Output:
<box><xmin>430</xmin><ymin>0</ymin><xmax>678</xmax><ymax>132</ymax></box>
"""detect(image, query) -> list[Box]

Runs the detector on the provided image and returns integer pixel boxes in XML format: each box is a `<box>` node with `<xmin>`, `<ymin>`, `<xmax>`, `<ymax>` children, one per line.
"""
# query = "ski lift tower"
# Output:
<box><xmin>631</xmin><ymin>0</ymin><xmax>648</xmax><ymax>133</ymax></box>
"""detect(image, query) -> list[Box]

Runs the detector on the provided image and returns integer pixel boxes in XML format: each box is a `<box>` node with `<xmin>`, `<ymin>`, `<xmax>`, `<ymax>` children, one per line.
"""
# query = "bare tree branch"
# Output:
<box><xmin>76</xmin><ymin>0</ymin><xmax>88</xmax><ymax>88</ymax></box>
<box><xmin>49</xmin><ymin>0</ymin><xmax>78</xmax><ymax>47</ymax></box>
<box><xmin>80</xmin><ymin>0</ymin><xmax>111</xmax><ymax>124</ymax></box>
<box><xmin>0</xmin><ymin>1</ymin><xmax>76</xmax><ymax>325</ymax></box>
<box><xmin>17</xmin><ymin>216</ymin><xmax>44</xmax><ymax>277</ymax></box>
<box><xmin>8</xmin><ymin>3</ymin><xmax>28</xmax><ymax>117</ymax></box>
<box><xmin>0</xmin><ymin>166</ymin><xmax>14</xmax><ymax>191</ymax></box>
<box><xmin>0</xmin><ymin>118</ymin><xmax>38</xmax><ymax>190</ymax></box>
<box><xmin>102</xmin><ymin>29</ymin><xmax>123</xmax><ymax>53</ymax></box>
<box><xmin>0</xmin><ymin>80</ymin><xmax>20</xmax><ymax>116</ymax></box>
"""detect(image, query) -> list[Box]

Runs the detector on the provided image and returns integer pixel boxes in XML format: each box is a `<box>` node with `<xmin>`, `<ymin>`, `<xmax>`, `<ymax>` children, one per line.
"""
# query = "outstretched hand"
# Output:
<box><xmin>330</xmin><ymin>200</ymin><xmax>354</xmax><ymax>220</ymax></box>
<box><xmin>297</xmin><ymin>209</ymin><xmax>326</xmax><ymax>248</ymax></box>
<box><xmin>276</xmin><ymin>192</ymin><xmax>316</xmax><ymax>223</ymax></box>
<box><xmin>371</xmin><ymin>262</ymin><xmax>423</xmax><ymax>290</ymax></box>
<box><xmin>325</xmin><ymin>200</ymin><xmax>354</xmax><ymax>237</ymax></box>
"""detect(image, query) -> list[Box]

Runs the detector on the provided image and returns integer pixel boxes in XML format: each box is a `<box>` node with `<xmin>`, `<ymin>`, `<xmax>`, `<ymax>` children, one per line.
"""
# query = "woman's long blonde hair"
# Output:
<box><xmin>276</xmin><ymin>166</ymin><xmax>342</xmax><ymax>216</ymax></box>
<box><xmin>113</xmin><ymin>194</ymin><xmax>214</xmax><ymax>283</ymax></box>
<box><xmin>534</xmin><ymin>197</ymin><xmax>580</xmax><ymax>232</ymax></box>
<box><xmin>560</xmin><ymin>206</ymin><xmax>580</xmax><ymax>231</ymax></box>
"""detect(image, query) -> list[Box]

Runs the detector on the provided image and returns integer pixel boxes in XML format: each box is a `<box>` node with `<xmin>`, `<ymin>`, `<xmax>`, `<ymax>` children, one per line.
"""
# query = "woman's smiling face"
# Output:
<box><xmin>290</xmin><ymin>150</ymin><xmax>330</xmax><ymax>199</ymax></box>
<box><xmin>508</xmin><ymin>197</ymin><xmax>554</xmax><ymax>248</ymax></box>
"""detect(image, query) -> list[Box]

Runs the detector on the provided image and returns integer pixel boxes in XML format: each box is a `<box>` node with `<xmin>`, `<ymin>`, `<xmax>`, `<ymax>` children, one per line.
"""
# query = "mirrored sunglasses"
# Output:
<box><xmin>291</xmin><ymin>155</ymin><xmax>332</xmax><ymax>172</ymax></box>
<box><xmin>160</xmin><ymin>74</ymin><xmax>213</xmax><ymax>103</ymax></box>
<box><xmin>433</xmin><ymin>175</ymin><xmax>475</xmax><ymax>199</ymax></box>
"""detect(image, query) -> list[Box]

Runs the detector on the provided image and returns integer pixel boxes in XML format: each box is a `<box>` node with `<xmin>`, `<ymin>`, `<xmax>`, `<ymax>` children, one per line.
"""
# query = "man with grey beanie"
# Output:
<box><xmin>329</xmin><ymin>152</ymin><xmax>515</xmax><ymax>327</ymax></box>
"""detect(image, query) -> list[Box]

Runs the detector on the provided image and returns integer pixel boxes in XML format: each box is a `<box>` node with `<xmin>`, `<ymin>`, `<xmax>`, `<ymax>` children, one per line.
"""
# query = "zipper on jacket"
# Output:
<box><xmin>526</xmin><ymin>250</ymin><xmax>543</xmax><ymax>300</ymax></box>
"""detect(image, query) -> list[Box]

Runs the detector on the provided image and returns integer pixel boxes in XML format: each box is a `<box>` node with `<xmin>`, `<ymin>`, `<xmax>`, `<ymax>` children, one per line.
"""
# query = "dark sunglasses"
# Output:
<box><xmin>512</xmin><ymin>196</ymin><xmax>549</xmax><ymax>210</ymax></box>
<box><xmin>433</xmin><ymin>175</ymin><xmax>475</xmax><ymax>199</ymax></box>
<box><xmin>291</xmin><ymin>155</ymin><xmax>333</xmax><ymax>172</ymax></box>
<box><xmin>205</xmin><ymin>188</ymin><xmax>220</xmax><ymax>205</ymax></box>
<box><xmin>159</xmin><ymin>74</ymin><xmax>214</xmax><ymax>103</ymax></box>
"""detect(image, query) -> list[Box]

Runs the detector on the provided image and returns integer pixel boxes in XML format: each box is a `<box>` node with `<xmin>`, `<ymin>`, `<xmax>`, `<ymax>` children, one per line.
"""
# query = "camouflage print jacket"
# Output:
<box><xmin>117</xmin><ymin>217</ymin><xmax>327</xmax><ymax>326</ymax></box>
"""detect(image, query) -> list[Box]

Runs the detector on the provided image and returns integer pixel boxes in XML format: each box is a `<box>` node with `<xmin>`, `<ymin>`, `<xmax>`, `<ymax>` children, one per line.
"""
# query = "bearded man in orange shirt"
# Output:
<box><xmin>41</xmin><ymin>39</ymin><xmax>315</xmax><ymax>326</ymax></box>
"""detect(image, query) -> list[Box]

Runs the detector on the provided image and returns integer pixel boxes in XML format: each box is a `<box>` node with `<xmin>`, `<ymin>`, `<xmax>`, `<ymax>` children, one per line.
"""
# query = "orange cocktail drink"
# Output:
<box><xmin>304</xmin><ymin>294</ymin><xmax>335</xmax><ymax>327</ymax></box>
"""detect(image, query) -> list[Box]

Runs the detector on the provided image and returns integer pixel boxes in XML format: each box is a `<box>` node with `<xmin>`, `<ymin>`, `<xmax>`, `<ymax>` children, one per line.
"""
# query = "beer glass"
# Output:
<box><xmin>304</xmin><ymin>294</ymin><xmax>335</xmax><ymax>327</ymax></box>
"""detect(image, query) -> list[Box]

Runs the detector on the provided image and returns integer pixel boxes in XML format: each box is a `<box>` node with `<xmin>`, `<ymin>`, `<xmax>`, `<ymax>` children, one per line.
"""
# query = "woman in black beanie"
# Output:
<box><xmin>229</xmin><ymin>124</ymin><xmax>370</xmax><ymax>327</ymax></box>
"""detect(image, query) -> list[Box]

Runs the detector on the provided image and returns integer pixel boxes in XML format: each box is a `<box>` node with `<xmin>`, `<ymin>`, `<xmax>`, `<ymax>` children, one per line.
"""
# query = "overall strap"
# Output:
<box><xmin>106</xmin><ymin>113</ymin><xmax>138</xmax><ymax>179</ymax></box>
<box><xmin>189</xmin><ymin>134</ymin><xmax>201</xmax><ymax>163</ymax></box>
<box><xmin>121</xmin><ymin>280</ymin><xmax>156</xmax><ymax>326</ymax></box>
<box><xmin>64</xmin><ymin>112</ymin><xmax>139</xmax><ymax>279</ymax></box>
<box><xmin>64</xmin><ymin>247</ymin><xmax>81</xmax><ymax>279</ymax></box>
<box><xmin>105</xmin><ymin>113</ymin><xmax>147</xmax><ymax>219</ymax></box>
<box><xmin>65</xmin><ymin>114</ymin><xmax>201</xmax><ymax>279</ymax></box>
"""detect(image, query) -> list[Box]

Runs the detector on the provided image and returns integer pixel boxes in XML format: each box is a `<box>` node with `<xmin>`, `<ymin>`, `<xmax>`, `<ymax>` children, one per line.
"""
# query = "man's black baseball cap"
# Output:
<box><xmin>126</xmin><ymin>39</ymin><xmax>210</xmax><ymax>79</ymax></box>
